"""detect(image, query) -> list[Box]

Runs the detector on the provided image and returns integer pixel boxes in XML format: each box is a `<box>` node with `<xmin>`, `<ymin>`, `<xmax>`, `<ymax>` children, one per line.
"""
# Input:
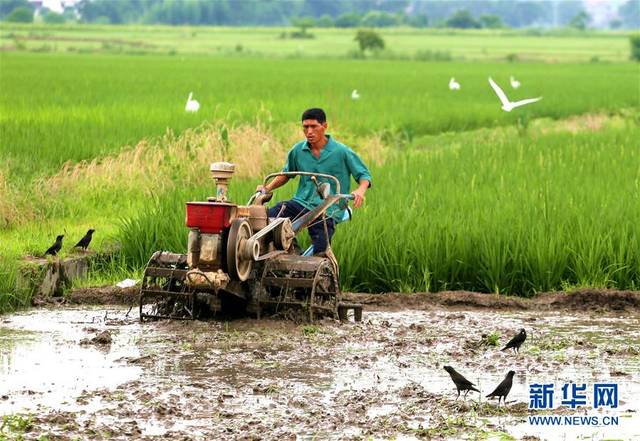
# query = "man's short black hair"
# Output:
<box><xmin>301</xmin><ymin>108</ymin><xmax>326</xmax><ymax>123</ymax></box>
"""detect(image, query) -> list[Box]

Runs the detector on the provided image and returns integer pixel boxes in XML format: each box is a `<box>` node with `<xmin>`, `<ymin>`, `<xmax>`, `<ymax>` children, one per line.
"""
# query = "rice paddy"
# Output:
<box><xmin>0</xmin><ymin>25</ymin><xmax>639</xmax><ymax>312</ymax></box>
<box><xmin>0</xmin><ymin>23</ymin><xmax>632</xmax><ymax>62</ymax></box>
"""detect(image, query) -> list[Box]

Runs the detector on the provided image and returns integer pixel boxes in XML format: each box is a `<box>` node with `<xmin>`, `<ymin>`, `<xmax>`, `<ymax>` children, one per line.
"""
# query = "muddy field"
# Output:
<box><xmin>1</xmin><ymin>290</ymin><xmax>639</xmax><ymax>440</ymax></box>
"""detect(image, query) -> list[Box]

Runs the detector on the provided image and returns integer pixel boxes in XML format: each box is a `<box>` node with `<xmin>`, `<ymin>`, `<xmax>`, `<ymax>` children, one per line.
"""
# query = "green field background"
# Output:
<box><xmin>1</xmin><ymin>25</ymin><xmax>639</xmax><ymax>311</ymax></box>
<box><xmin>2</xmin><ymin>52</ymin><xmax>638</xmax><ymax>181</ymax></box>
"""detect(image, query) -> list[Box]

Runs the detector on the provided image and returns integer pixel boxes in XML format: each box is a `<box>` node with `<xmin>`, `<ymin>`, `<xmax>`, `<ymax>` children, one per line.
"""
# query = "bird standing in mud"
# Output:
<box><xmin>486</xmin><ymin>370</ymin><xmax>516</xmax><ymax>406</ymax></box>
<box><xmin>73</xmin><ymin>229</ymin><xmax>95</xmax><ymax>251</ymax></box>
<box><xmin>443</xmin><ymin>366</ymin><xmax>480</xmax><ymax>399</ymax></box>
<box><xmin>45</xmin><ymin>234</ymin><xmax>64</xmax><ymax>256</ymax></box>
<box><xmin>502</xmin><ymin>328</ymin><xmax>527</xmax><ymax>354</ymax></box>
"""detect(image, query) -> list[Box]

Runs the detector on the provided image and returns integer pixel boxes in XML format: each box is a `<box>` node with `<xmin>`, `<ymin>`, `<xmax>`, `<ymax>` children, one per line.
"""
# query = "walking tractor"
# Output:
<box><xmin>139</xmin><ymin>162</ymin><xmax>363</xmax><ymax>322</ymax></box>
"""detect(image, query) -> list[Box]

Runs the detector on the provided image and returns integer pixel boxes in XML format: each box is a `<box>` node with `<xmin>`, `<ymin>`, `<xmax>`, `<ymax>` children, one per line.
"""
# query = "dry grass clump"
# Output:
<box><xmin>34</xmin><ymin>121</ymin><xmax>387</xmax><ymax>207</ymax></box>
<box><xmin>531</xmin><ymin>112</ymin><xmax>626</xmax><ymax>135</ymax></box>
<box><xmin>38</xmin><ymin>122</ymin><xmax>288</xmax><ymax>201</ymax></box>
<box><xmin>0</xmin><ymin>170</ymin><xmax>34</xmax><ymax>228</ymax></box>
<box><xmin>357</xmin><ymin>134</ymin><xmax>390</xmax><ymax>166</ymax></box>
<box><xmin>0</xmin><ymin>123</ymin><xmax>291</xmax><ymax>228</ymax></box>
<box><xmin>0</xmin><ymin>170</ymin><xmax>14</xmax><ymax>228</ymax></box>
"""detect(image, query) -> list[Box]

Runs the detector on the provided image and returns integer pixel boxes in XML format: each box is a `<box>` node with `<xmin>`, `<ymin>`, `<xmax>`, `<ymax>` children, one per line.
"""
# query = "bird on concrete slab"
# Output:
<box><xmin>501</xmin><ymin>328</ymin><xmax>527</xmax><ymax>354</ymax></box>
<box><xmin>443</xmin><ymin>365</ymin><xmax>480</xmax><ymax>399</ymax></box>
<box><xmin>486</xmin><ymin>370</ymin><xmax>516</xmax><ymax>406</ymax></box>
<box><xmin>73</xmin><ymin>229</ymin><xmax>95</xmax><ymax>251</ymax></box>
<box><xmin>45</xmin><ymin>235</ymin><xmax>64</xmax><ymax>256</ymax></box>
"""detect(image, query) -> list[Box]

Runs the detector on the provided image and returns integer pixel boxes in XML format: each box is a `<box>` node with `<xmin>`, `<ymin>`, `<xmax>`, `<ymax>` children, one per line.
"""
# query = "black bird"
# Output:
<box><xmin>73</xmin><ymin>229</ymin><xmax>95</xmax><ymax>251</ymax></box>
<box><xmin>501</xmin><ymin>328</ymin><xmax>527</xmax><ymax>354</ymax></box>
<box><xmin>45</xmin><ymin>234</ymin><xmax>64</xmax><ymax>256</ymax></box>
<box><xmin>443</xmin><ymin>365</ymin><xmax>480</xmax><ymax>399</ymax></box>
<box><xmin>486</xmin><ymin>370</ymin><xmax>516</xmax><ymax>406</ymax></box>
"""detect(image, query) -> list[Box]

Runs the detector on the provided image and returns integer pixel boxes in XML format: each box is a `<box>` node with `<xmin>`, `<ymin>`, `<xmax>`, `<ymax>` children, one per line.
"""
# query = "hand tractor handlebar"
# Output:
<box><xmin>248</xmin><ymin>171</ymin><xmax>353</xmax><ymax>232</ymax></box>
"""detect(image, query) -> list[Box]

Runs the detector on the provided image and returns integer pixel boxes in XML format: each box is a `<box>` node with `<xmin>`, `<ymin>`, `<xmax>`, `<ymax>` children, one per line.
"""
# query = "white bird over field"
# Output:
<box><xmin>185</xmin><ymin>92</ymin><xmax>200</xmax><ymax>112</ymax></box>
<box><xmin>351</xmin><ymin>89</ymin><xmax>360</xmax><ymax>100</ymax></box>
<box><xmin>449</xmin><ymin>77</ymin><xmax>461</xmax><ymax>90</ymax></box>
<box><xmin>488</xmin><ymin>77</ymin><xmax>541</xmax><ymax>112</ymax></box>
<box><xmin>510</xmin><ymin>75</ymin><xmax>521</xmax><ymax>89</ymax></box>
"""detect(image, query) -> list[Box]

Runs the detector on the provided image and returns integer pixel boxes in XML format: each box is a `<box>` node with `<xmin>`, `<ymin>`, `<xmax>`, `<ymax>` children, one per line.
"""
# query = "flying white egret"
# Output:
<box><xmin>449</xmin><ymin>77</ymin><xmax>461</xmax><ymax>90</ymax></box>
<box><xmin>488</xmin><ymin>77</ymin><xmax>541</xmax><ymax>112</ymax></box>
<box><xmin>185</xmin><ymin>92</ymin><xmax>200</xmax><ymax>113</ymax></box>
<box><xmin>351</xmin><ymin>89</ymin><xmax>360</xmax><ymax>100</ymax></box>
<box><xmin>510</xmin><ymin>75</ymin><xmax>521</xmax><ymax>89</ymax></box>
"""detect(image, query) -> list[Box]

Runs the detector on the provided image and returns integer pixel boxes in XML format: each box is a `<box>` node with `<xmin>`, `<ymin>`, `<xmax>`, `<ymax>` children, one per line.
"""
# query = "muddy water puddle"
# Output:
<box><xmin>1</xmin><ymin>305</ymin><xmax>638</xmax><ymax>440</ymax></box>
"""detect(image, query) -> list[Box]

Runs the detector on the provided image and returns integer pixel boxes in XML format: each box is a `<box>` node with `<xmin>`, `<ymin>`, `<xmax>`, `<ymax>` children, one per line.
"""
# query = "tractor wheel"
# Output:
<box><xmin>227</xmin><ymin>218</ymin><xmax>253</xmax><ymax>281</ymax></box>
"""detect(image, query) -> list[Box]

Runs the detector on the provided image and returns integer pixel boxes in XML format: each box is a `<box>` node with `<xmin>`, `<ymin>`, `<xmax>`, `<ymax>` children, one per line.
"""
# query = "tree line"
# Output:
<box><xmin>1</xmin><ymin>0</ymin><xmax>639</xmax><ymax>30</ymax></box>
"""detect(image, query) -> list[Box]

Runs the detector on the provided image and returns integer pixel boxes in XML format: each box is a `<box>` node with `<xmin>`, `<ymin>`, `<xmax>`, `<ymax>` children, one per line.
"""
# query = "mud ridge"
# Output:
<box><xmin>344</xmin><ymin>288</ymin><xmax>640</xmax><ymax>312</ymax></box>
<box><xmin>64</xmin><ymin>286</ymin><xmax>139</xmax><ymax>306</ymax></box>
<box><xmin>60</xmin><ymin>286</ymin><xmax>640</xmax><ymax>313</ymax></box>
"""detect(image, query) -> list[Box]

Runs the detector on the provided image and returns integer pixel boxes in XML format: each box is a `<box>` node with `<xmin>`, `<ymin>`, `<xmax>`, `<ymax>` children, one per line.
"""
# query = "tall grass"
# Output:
<box><xmin>116</xmin><ymin>123</ymin><xmax>640</xmax><ymax>295</ymax></box>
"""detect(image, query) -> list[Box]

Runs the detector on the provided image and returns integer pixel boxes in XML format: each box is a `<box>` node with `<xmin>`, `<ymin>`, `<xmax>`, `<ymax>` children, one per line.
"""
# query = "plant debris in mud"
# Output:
<box><xmin>79</xmin><ymin>329</ymin><xmax>112</xmax><ymax>345</ymax></box>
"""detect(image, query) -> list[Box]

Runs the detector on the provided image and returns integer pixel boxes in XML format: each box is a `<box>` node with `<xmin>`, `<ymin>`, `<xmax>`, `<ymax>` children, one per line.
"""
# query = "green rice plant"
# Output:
<box><xmin>485</xmin><ymin>332</ymin><xmax>501</xmax><ymax>347</ymax></box>
<box><xmin>1</xmin><ymin>413</ymin><xmax>33</xmax><ymax>435</ymax></box>
<box><xmin>301</xmin><ymin>325</ymin><xmax>320</xmax><ymax>336</ymax></box>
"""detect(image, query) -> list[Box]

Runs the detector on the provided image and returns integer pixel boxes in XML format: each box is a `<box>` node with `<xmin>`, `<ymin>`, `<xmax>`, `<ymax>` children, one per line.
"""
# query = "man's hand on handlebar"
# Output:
<box><xmin>351</xmin><ymin>188</ymin><xmax>366</xmax><ymax>209</ymax></box>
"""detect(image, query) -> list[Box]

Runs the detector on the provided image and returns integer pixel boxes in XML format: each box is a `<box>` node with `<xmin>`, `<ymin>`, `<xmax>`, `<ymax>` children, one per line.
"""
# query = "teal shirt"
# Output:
<box><xmin>282</xmin><ymin>135</ymin><xmax>372</xmax><ymax>223</ymax></box>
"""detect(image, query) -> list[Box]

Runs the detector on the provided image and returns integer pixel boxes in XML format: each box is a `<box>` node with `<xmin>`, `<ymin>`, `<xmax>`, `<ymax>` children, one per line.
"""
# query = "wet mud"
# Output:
<box><xmin>1</xmin><ymin>290</ymin><xmax>639</xmax><ymax>440</ymax></box>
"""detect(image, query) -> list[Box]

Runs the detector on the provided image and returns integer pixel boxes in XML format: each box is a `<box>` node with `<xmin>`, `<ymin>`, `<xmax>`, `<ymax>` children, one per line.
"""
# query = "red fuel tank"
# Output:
<box><xmin>185</xmin><ymin>202</ymin><xmax>235</xmax><ymax>234</ymax></box>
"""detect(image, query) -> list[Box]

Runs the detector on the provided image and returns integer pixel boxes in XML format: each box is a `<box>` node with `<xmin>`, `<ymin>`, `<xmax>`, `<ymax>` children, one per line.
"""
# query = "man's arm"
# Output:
<box><xmin>344</xmin><ymin>148</ymin><xmax>372</xmax><ymax>209</ymax></box>
<box><xmin>256</xmin><ymin>174</ymin><xmax>289</xmax><ymax>193</ymax></box>
<box><xmin>351</xmin><ymin>179</ymin><xmax>370</xmax><ymax>209</ymax></box>
<box><xmin>265</xmin><ymin>175</ymin><xmax>289</xmax><ymax>192</ymax></box>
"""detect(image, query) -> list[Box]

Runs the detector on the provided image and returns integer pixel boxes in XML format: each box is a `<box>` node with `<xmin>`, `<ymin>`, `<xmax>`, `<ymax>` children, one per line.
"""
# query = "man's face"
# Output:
<box><xmin>302</xmin><ymin>119</ymin><xmax>327</xmax><ymax>145</ymax></box>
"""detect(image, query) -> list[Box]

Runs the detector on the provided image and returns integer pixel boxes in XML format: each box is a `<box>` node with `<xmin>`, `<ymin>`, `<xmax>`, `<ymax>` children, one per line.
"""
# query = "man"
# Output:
<box><xmin>257</xmin><ymin>108</ymin><xmax>371</xmax><ymax>256</ymax></box>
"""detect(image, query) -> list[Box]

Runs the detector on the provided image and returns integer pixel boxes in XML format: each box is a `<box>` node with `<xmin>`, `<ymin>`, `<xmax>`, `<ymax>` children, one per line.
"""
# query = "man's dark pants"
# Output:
<box><xmin>268</xmin><ymin>200</ymin><xmax>335</xmax><ymax>254</ymax></box>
